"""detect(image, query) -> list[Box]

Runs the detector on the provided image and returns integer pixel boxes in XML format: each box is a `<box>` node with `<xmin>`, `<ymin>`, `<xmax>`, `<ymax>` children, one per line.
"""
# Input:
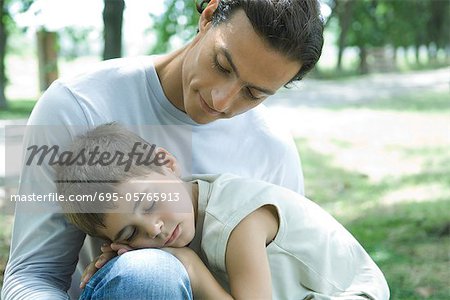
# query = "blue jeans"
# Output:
<box><xmin>80</xmin><ymin>249</ymin><xmax>193</xmax><ymax>300</ymax></box>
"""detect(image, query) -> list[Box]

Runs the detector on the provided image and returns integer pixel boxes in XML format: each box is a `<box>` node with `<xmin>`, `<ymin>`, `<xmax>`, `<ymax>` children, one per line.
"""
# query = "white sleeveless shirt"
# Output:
<box><xmin>191</xmin><ymin>174</ymin><xmax>389</xmax><ymax>300</ymax></box>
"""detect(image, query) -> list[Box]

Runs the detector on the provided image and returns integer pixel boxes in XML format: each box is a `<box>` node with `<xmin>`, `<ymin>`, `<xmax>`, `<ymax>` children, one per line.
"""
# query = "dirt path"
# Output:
<box><xmin>265</xmin><ymin>67</ymin><xmax>449</xmax><ymax>107</ymax></box>
<box><xmin>264</xmin><ymin>67</ymin><xmax>449</xmax><ymax>186</ymax></box>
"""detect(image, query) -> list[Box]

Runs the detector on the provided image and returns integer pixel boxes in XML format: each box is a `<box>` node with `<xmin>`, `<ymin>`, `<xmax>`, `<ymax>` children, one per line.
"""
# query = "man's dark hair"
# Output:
<box><xmin>198</xmin><ymin>0</ymin><xmax>324</xmax><ymax>83</ymax></box>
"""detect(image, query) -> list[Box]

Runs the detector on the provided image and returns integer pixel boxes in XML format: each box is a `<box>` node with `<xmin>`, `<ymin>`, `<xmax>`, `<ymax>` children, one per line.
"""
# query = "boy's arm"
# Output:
<box><xmin>225</xmin><ymin>205</ymin><xmax>278</xmax><ymax>300</ymax></box>
<box><xmin>162</xmin><ymin>247</ymin><xmax>233</xmax><ymax>300</ymax></box>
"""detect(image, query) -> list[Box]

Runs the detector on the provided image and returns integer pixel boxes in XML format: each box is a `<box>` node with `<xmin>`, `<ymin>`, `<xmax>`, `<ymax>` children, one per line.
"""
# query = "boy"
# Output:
<box><xmin>56</xmin><ymin>123</ymin><xmax>390</xmax><ymax>300</ymax></box>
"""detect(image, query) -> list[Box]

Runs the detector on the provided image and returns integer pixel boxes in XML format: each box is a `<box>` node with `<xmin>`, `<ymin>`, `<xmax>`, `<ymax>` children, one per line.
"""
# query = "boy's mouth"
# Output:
<box><xmin>164</xmin><ymin>224</ymin><xmax>180</xmax><ymax>246</ymax></box>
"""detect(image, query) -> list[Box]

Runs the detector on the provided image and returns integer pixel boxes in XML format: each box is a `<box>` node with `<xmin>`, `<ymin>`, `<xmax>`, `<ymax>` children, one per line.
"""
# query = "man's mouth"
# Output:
<box><xmin>199</xmin><ymin>95</ymin><xmax>222</xmax><ymax>116</ymax></box>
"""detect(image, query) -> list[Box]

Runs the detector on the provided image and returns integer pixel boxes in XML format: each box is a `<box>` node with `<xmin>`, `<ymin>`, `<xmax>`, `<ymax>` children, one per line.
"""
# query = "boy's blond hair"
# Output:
<box><xmin>56</xmin><ymin>123</ymin><xmax>164</xmax><ymax>238</ymax></box>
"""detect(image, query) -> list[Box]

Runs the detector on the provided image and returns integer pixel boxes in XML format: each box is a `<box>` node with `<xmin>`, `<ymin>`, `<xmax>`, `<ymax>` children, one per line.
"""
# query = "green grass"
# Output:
<box><xmin>313</xmin><ymin>60</ymin><xmax>450</xmax><ymax>81</ymax></box>
<box><xmin>327</xmin><ymin>90</ymin><xmax>450</xmax><ymax>112</ymax></box>
<box><xmin>310</xmin><ymin>68</ymin><xmax>361</xmax><ymax>81</ymax></box>
<box><xmin>0</xmin><ymin>100</ymin><xmax>36</xmax><ymax>119</ymax></box>
<box><xmin>398</xmin><ymin>60</ymin><xmax>450</xmax><ymax>73</ymax></box>
<box><xmin>349</xmin><ymin>201</ymin><xmax>450</xmax><ymax>299</ymax></box>
<box><xmin>297</xmin><ymin>138</ymin><xmax>450</xmax><ymax>299</ymax></box>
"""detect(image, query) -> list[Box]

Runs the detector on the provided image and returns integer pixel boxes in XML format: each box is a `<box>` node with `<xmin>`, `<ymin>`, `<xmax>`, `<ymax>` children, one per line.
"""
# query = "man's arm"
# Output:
<box><xmin>2</xmin><ymin>212</ymin><xmax>85</xmax><ymax>300</ymax></box>
<box><xmin>272</xmin><ymin>135</ymin><xmax>305</xmax><ymax>195</ymax></box>
<box><xmin>257</xmin><ymin>105</ymin><xmax>305</xmax><ymax>195</ymax></box>
<box><xmin>2</xmin><ymin>81</ymin><xmax>89</xmax><ymax>299</ymax></box>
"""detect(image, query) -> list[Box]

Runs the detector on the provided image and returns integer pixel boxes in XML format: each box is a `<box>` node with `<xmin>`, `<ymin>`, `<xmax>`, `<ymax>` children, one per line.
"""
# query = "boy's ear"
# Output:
<box><xmin>198</xmin><ymin>0</ymin><xmax>220</xmax><ymax>33</ymax></box>
<box><xmin>156</xmin><ymin>147</ymin><xmax>181</xmax><ymax>177</ymax></box>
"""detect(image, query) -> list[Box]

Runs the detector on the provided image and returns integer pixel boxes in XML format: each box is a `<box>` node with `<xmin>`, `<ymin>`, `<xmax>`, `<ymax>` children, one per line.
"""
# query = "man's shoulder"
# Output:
<box><xmin>31</xmin><ymin>56</ymin><xmax>157</xmax><ymax>126</ymax></box>
<box><xmin>232</xmin><ymin>105</ymin><xmax>294</xmax><ymax>143</ymax></box>
<box><xmin>59</xmin><ymin>56</ymin><xmax>154</xmax><ymax>87</ymax></box>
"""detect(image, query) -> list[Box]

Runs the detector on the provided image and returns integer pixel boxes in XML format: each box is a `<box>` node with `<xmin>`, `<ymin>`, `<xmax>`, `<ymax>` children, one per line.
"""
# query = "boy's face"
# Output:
<box><xmin>97</xmin><ymin>171</ymin><xmax>196</xmax><ymax>249</ymax></box>
<box><xmin>181</xmin><ymin>10</ymin><xmax>301</xmax><ymax>124</ymax></box>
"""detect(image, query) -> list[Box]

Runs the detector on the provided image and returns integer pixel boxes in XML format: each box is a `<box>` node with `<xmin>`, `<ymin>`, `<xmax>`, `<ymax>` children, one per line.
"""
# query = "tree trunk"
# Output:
<box><xmin>446</xmin><ymin>45</ymin><xmax>450</xmax><ymax>62</ymax></box>
<box><xmin>414</xmin><ymin>44</ymin><xmax>421</xmax><ymax>65</ymax></box>
<box><xmin>37</xmin><ymin>30</ymin><xmax>59</xmax><ymax>92</ymax></box>
<box><xmin>427</xmin><ymin>43</ymin><xmax>438</xmax><ymax>64</ymax></box>
<box><xmin>0</xmin><ymin>0</ymin><xmax>7</xmax><ymax>109</ymax></box>
<box><xmin>392</xmin><ymin>47</ymin><xmax>398</xmax><ymax>64</ymax></box>
<box><xmin>403</xmin><ymin>47</ymin><xmax>410</xmax><ymax>66</ymax></box>
<box><xmin>103</xmin><ymin>0</ymin><xmax>125</xmax><ymax>60</ymax></box>
<box><xmin>336</xmin><ymin>0</ymin><xmax>354</xmax><ymax>71</ymax></box>
<box><xmin>359</xmin><ymin>46</ymin><xmax>368</xmax><ymax>74</ymax></box>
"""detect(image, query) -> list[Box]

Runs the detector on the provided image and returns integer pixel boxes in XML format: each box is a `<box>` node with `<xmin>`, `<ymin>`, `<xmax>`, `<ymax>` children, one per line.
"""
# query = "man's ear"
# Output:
<box><xmin>156</xmin><ymin>147</ymin><xmax>181</xmax><ymax>177</ymax></box>
<box><xmin>198</xmin><ymin>0</ymin><xmax>220</xmax><ymax>33</ymax></box>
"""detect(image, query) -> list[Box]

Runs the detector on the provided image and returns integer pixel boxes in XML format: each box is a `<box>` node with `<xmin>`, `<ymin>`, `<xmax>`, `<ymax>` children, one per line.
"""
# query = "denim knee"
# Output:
<box><xmin>81</xmin><ymin>248</ymin><xmax>192</xmax><ymax>300</ymax></box>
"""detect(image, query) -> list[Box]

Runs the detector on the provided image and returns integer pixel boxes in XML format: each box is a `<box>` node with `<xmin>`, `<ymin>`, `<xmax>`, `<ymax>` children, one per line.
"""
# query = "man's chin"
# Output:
<box><xmin>186</xmin><ymin>109</ymin><xmax>217</xmax><ymax>124</ymax></box>
<box><xmin>193</xmin><ymin>117</ymin><xmax>215</xmax><ymax>125</ymax></box>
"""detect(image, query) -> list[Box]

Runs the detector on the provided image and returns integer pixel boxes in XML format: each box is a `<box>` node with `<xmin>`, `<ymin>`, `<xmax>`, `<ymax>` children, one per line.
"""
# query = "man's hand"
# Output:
<box><xmin>79</xmin><ymin>242</ymin><xmax>132</xmax><ymax>289</ymax></box>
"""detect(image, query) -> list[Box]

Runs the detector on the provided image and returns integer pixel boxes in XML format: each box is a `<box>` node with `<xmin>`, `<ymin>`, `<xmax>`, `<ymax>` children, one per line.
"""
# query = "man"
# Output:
<box><xmin>2</xmin><ymin>0</ymin><xmax>323</xmax><ymax>298</ymax></box>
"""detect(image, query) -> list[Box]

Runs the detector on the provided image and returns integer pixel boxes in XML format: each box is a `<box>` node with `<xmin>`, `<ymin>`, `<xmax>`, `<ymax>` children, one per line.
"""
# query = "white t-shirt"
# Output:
<box><xmin>191</xmin><ymin>174</ymin><xmax>389</xmax><ymax>300</ymax></box>
<box><xmin>2</xmin><ymin>56</ymin><xmax>304</xmax><ymax>299</ymax></box>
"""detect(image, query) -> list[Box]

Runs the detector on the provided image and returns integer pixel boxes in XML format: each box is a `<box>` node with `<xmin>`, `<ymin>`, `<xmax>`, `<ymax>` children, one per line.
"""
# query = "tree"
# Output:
<box><xmin>0</xmin><ymin>0</ymin><xmax>34</xmax><ymax>109</ymax></box>
<box><xmin>426</xmin><ymin>0</ymin><xmax>450</xmax><ymax>63</ymax></box>
<box><xmin>0</xmin><ymin>0</ymin><xmax>7</xmax><ymax>109</ymax></box>
<box><xmin>103</xmin><ymin>0</ymin><xmax>125</xmax><ymax>60</ymax></box>
<box><xmin>332</xmin><ymin>0</ymin><xmax>356</xmax><ymax>71</ymax></box>
<box><xmin>340</xmin><ymin>0</ymin><xmax>386</xmax><ymax>73</ymax></box>
<box><xmin>36</xmin><ymin>29</ymin><xmax>58</xmax><ymax>91</ymax></box>
<box><xmin>150</xmin><ymin>0</ymin><xmax>199</xmax><ymax>54</ymax></box>
<box><xmin>328</xmin><ymin>0</ymin><xmax>449</xmax><ymax>72</ymax></box>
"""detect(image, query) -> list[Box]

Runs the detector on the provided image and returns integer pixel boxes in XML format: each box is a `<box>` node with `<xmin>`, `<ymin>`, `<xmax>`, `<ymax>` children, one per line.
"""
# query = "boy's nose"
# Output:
<box><xmin>146</xmin><ymin>221</ymin><xmax>163</xmax><ymax>239</ymax></box>
<box><xmin>211</xmin><ymin>81</ymin><xmax>240</xmax><ymax>112</ymax></box>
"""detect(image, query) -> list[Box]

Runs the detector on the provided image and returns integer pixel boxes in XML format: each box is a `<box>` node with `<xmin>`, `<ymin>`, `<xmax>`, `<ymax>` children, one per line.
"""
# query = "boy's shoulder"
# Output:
<box><xmin>196</xmin><ymin>173</ymin><xmax>301</xmax><ymax>211</ymax></box>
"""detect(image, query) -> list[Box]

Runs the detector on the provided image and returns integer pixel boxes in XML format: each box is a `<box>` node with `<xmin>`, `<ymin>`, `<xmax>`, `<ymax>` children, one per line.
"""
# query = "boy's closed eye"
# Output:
<box><xmin>124</xmin><ymin>227</ymin><xmax>138</xmax><ymax>243</ymax></box>
<box><xmin>115</xmin><ymin>201</ymin><xmax>156</xmax><ymax>244</ymax></box>
<box><xmin>143</xmin><ymin>201</ymin><xmax>155</xmax><ymax>213</ymax></box>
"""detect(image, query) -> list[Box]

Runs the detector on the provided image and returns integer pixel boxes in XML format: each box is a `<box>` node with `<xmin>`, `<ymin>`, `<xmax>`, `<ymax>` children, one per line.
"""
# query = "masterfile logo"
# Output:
<box><xmin>3</xmin><ymin>124</ymin><xmax>193</xmax><ymax>214</ymax></box>
<box><xmin>25</xmin><ymin>142</ymin><xmax>170</xmax><ymax>171</ymax></box>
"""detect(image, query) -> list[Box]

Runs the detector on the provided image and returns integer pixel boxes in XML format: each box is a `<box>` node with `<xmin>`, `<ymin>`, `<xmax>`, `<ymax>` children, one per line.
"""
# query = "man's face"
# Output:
<box><xmin>182</xmin><ymin>10</ymin><xmax>302</xmax><ymax>124</ymax></box>
<box><xmin>98</xmin><ymin>172</ymin><xmax>195</xmax><ymax>249</ymax></box>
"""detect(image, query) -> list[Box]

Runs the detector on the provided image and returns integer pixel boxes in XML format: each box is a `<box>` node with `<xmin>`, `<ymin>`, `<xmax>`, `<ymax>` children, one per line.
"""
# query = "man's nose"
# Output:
<box><xmin>211</xmin><ymin>81</ymin><xmax>240</xmax><ymax>112</ymax></box>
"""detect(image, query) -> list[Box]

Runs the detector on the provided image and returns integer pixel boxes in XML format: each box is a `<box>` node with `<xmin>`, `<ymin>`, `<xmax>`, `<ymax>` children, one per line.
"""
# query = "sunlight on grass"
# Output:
<box><xmin>291</xmin><ymin>107</ymin><xmax>450</xmax><ymax>184</ymax></box>
<box><xmin>0</xmin><ymin>100</ymin><xmax>36</xmax><ymax>119</ymax></box>
<box><xmin>328</xmin><ymin>90</ymin><xmax>450</xmax><ymax>112</ymax></box>
<box><xmin>348</xmin><ymin>200</ymin><xmax>450</xmax><ymax>299</ymax></box>
<box><xmin>297</xmin><ymin>135</ymin><xmax>450</xmax><ymax>300</ymax></box>
<box><xmin>381</xmin><ymin>183</ymin><xmax>450</xmax><ymax>205</ymax></box>
<box><xmin>294</xmin><ymin>85</ymin><xmax>450</xmax><ymax>299</ymax></box>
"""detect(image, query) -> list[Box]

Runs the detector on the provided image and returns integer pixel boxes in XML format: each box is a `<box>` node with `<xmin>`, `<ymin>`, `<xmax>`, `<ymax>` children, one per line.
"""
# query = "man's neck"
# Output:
<box><xmin>154</xmin><ymin>45</ymin><xmax>189</xmax><ymax>112</ymax></box>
